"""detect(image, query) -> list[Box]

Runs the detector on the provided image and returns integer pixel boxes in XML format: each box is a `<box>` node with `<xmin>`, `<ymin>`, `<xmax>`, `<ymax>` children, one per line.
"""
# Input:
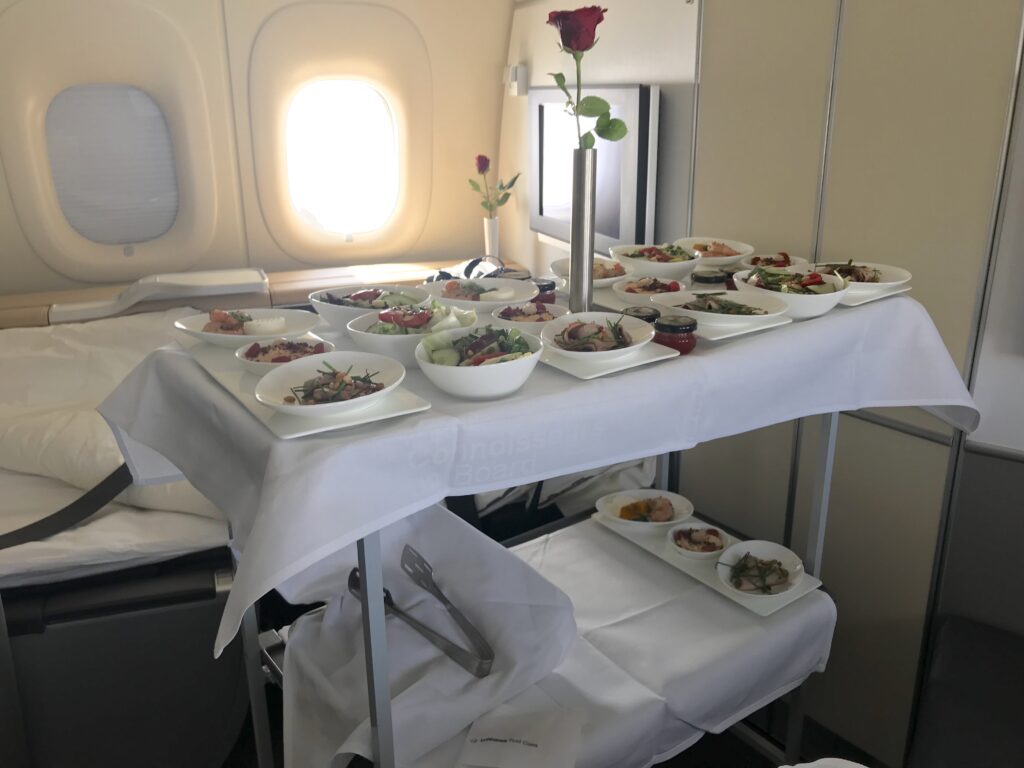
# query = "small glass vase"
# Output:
<box><xmin>483</xmin><ymin>217</ymin><xmax>499</xmax><ymax>260</ymax></box>
<box><xmin>569</xmin><ymin>148</ymin><xmax>597</xmax><ymax>312</ymax></box>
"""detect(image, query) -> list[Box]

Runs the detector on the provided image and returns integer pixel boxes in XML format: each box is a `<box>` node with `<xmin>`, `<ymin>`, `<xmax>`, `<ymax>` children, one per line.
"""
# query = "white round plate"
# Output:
<box><xmin>611</xmin><ymin>276</ymin><xmax>685</xmax><ymax>306</ymax></box>
<box><xmin>673</xmin><ymin>237</ymin><xmax>754</xmax><ymax>267</ymax></box>
<box><xmin>550</xmin><ymin>256</ymin><xmax>635</xmax><ymax>287</ymax></box>
<box><xmin>414</xmin><ymin>326</ymin><xmax>543</xmax><ymax>400</ymax></box>
<box><xmin>174</xmin><ymin>308</ymin><xmax>320</xmax><ymax>348</ymax></box>
<box><xmin>491</xmin><ymin>302</ymin><xmax>571</xmax><ymax>332</ymax></box>
<box><xmin>667</xmin><ymin>522</ymin><xmax>732</xmax><ymax>559</ymax></box>
<box><xmin>716</xmin><ymin>540</ymin><xmax>805</xmax><ymax>598</ymax></box>
<box><xmin>651</xmin><ymin>290</ymin><xmax>789</xmax><ymax>327</ymax></box>
<box><xmin>812</xmin><ymin>261</ymin><xmax>912</xmax><ymax>295</ymax></box>
<box><xmin>739</xmin><ymin>253</ymin><xmax>810</xmax><ymax>271</ymax></box>
<box><xmin>234</xmin><ymin>335</ymin><xmax>335</xmax><ymax>375</ymax></box>
<box><xmin>309</xmin><ymin>284</ymin><xmax>431</xmax><ymax>334</ymax></box>
<box><xmin>421</xmin><ymin>278</ymin><xmax>539</xmax><ymax>310</ymax></box>
<box><xmin>595</xmin><ymin>489</ymin><xmax>694</xmax><ymax>529</ymax></box>
<box><xmin>734</xmin><ymin>269</ymin><xmax>847</xmax><ymax>319</ymax></box>
<box><xmin>253</xmin><ymin>351</ymin><xmax>405</xmax><ymax>417</ymax></box>
<box><xmin>542</xmin><ymin>311</ymin><xmax>655</xmax><ymax>362</ymax></box>
<box><xmin>609</xmin><ymin>244</ymin><xmax>702</xmax><ymax>280</ymax></box>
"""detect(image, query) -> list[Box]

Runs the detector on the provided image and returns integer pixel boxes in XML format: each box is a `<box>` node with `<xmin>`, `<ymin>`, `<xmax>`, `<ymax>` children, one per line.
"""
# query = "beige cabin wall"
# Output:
<box><xmin>497</xmin><ymin>0</ymin><xmax>699</xmax><ymax>275</ymax></box>
<box><xmin>683</xmin><ymin>1</ymin><xmax>1022</xmax><ymax>764</ymax></box>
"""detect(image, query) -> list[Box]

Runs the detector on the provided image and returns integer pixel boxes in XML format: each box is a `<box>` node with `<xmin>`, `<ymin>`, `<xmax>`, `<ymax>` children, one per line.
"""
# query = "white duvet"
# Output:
<box><xmin>0</xmin><ymin>308</ymin><xmax>220</xmax><ymax>521</ymax></box>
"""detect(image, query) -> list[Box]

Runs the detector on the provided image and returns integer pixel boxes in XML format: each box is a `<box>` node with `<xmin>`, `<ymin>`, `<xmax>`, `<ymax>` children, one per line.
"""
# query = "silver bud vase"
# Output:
<box><xmin>569</xmin><ymin>148</ymin><xmax>597</xmax><ymax>312</ymax></box>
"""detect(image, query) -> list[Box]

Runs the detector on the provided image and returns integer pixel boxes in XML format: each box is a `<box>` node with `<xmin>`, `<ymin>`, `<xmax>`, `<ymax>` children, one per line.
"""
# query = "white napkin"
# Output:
<box><xmin>282</xmin><ymin>504</ymin><xmax>577</xmax><ymax>768</ymax></box>
<box><xmin>457</xmin><ymin>708</ymin><xmax>583</xmax><ymax>768</ymax></box>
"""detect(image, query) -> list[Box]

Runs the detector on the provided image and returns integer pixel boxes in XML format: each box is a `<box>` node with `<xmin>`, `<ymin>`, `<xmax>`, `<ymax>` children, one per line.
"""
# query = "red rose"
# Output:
<box><xmin>547</xmin><ymin>6</ymin><xmax>607</xmax><ymax>53</ymax></box>
<box><xmin>475</xmin><ymin>154</ymin><xmax>490</xmax><ymax>175</ymax></box>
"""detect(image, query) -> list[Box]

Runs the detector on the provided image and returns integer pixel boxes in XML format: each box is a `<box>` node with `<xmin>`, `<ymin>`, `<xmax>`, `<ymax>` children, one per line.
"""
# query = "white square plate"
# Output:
<box><xmin>839</xmin><ymin>285</ymin><xmax>912</xmax><ymax>307</ymax></box>
<box><xmin>541</xmin><ymin>342</ymin><xmax>679</xmax><ymax>380</ymax></box>
<box><xmin>696</xmin><ymin>315</ymin><xmax>793</xmax><ymax>341</ymax></box>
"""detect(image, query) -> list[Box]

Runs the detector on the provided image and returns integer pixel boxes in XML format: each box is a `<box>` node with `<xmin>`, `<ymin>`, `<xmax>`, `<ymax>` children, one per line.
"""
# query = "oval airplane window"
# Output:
<box><xmin>286</xmin><ymin>80</ymin><xmax>399</xmax><ymax>237</ymax></box>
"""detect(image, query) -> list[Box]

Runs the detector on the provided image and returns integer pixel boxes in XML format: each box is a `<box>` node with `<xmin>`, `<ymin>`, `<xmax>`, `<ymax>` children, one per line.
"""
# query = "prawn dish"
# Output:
<box><xmin>622</xmin><ymin>244</ymin><xmax>693</xmax><ymax>263</ymax></box>
<box><xmin>284</xmin><ymin>362</ymin><xmax>384</xmax><ymax>405</ymax></box>
<box><xmin>816</xmin><ymin>261</ymin><xmax>883</xmax><ymax>283</ymax></box>
<box><xmin>593</xmin><ymin>260</ymin><xmax>626</xmax><ymax>279</ymax></box>
<box><xmin>746</xmin><ymin>267</ymin><xmax>837</xmax><ymax>295</ymax></box>
<box><xmin>672</xmin><ymin>527</ymin><xmax>726</xmax><ymax>553</ymax></box>
<box><xmin>497</xmin><ymin>302</ymin><xmax>557</xmax><ymax>322</ymax></box>
<box><xmin>243</xmin><ymin>339</ymin><xmax>326</xmax><ymax>363</ymax></box>
<box><xmin>440</xmin><ymin>280</ymin><xmax>516</xmax><ymax>302</ymax></box>
<box><xmin>203</xmin><ymin>309</ymin><xmax>285</xmax><ymax>335</ymax></box>
<box><xmin>724</xmin><ymin>553</ymin><xmax>792</xmax><ymax>595</ymax></box>
<box><xmin>748</xmin><ymin>252</ymin><xmax>794</xmax><ymax>267</ymax></box>
<box><xmin>692</xmin><ymin>241</ymin><xmax>740</xmax><ymax>258</ymax></box>
<box><xmin>621</xmin><ymin>277</ymin><xmax>681</xmax><ymax>294</ymax></box>
<box><xmin>554</xmin><ymin>318</ymin><xmax>632</xmax><ymax>352</ymax></box>
<box><xmin>617</xmin><ymin>496</ymin><xmax>675</xmax><ymax>523</ymax></box>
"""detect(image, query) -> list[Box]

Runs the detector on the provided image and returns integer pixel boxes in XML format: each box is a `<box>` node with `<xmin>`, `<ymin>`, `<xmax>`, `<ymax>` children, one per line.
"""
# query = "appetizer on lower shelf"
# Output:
<box><xmin>284</xmin><ymin>363</ymin><xmax>384</xmax><ymax>405</ymax></box>
<box><xmin>422</xmin><ymin>326</ymin><xmax>532</xmax><ymax>366</ymax></box>
<box><xmin>442</xmin><ymin>280</ymin><xmax>515</xmax><ymax>302</ymax></box>
<box><xmin>617</xmin><ymin>496</ymin><xmax>675</xmax><ymax>522</ymax></box>
<box><xmin>322</xmin><ymin>288</ymin><xmax>423</xmax><ymax>309</ymax></box>
<box><xmin>593</xmin><ymin>260</ymin><xmax>627</xmax><ymax>279</ymax></box>
<box><xmin>746</xmin><ymin>267</ymin><xmax>837</xmax><ymax>295</ymax></box>
<box><xmin>692</xmin><ymin>241</ymin><xmax>740</xmax><ymax>258</ymax></box>
<box><xmin>672</xmin><ymin>526</ymin><xmax>726</xmax><ymax>553</ymax></box>
<box><xmin>203</xmin><ymin>309</ymin><xmax>285</xmax><ymax>335</ymax></box>
<box><xmin>497</xmin><ymin>302</ymin><xmax>557</xmax><ymax>323</ymax></box>
<box><xmin>680</xmin><ymin>294</ymin><xmax>768</xmax><ymax>316</ymax></box>
<box><xmin>748</xmin><ymin>252</ymin><xmax>794</xmax><ymax>267</ymax></box>
<box><xmin>555</xmin><ymin>318</ymin><xmax>632</xmax><ymax>352</ymax></box>
<box><xmin>815</xmin><ymin>260</ymin><xmax>883</xmax><ymax>283</ymax></box>
<box><xmin>621</xmin><ymin>277</ymin><xmax>681</xmax><ymax>295</ymax></box>
<box><xmin>623</xmin><ymin>244</ymin><xmax>694</xmax><ymax>263</ymax></box>
<box><xmin>243</xmin><ymin>339</ymin><xmax>326</xmax><ymax>363</ymax></box>
<box><xmin>366</xmin><ymin>302</ymin><xmax>476</xmax><ymax>335</ymax></box>
<box><xmin>723</xmin><ymin>552</ymin><xmax>792</xmax><ymax>595</ymax></box>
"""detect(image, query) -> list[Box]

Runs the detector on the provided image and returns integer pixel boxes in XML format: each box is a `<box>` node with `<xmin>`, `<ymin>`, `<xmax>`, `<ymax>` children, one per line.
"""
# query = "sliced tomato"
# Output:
<box><xmin>379</xmin><ymin>307</ymin><xmax>433</xmax><ymax>328</ymax></box>
<box><xmin>799</xmin><ymin>272</ymin><xmax>825</xmax><ymax>287</ymax></box>
<box><xmin>468</xmin><ymin>351</ymin><xmax>508</xmax><ymax>366</ymax></box>
<box><xmin>245</xmin><ymin>342</ymin><xmax>262</xmax><ymax>359</ymax></box>
<box><xmin>668</xmin><ymin>281</ymin><xmax>680</xmax><ymax>291</ymax></box>
<box><xmin>347</xmin><ymin>289</ymin><xmax>383</xmax><ymax>302</ymax></box>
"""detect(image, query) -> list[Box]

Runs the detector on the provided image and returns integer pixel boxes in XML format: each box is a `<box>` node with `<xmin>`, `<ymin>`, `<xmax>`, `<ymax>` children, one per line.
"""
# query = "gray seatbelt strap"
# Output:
<box><xmin>0</xmin><ymin>464</ymin><xmax>133</xmax><ymax>551</ymax></box>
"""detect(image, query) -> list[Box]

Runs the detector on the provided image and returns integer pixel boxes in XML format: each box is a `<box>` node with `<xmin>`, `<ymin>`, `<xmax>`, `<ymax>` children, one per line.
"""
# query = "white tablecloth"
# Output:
<box><xmin>98</xmin><ymin>297</ymin><xmax>977</xmax><ymax>654</ymax></box>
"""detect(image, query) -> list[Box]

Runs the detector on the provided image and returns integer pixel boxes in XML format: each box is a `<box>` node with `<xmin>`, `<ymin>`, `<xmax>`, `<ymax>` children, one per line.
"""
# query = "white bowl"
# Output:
<box><xmin>739</xmin><ymin>253</ymin><xmax>810</xmax><ymax>271</ymax></box>
<box><xmin>667</xmin><ymin>522</ymin><xmax>732</xmax><ymax>559</ymax></box>
<box><xmin>550</xmin><ymin>256</ymin><xmax>635</xmax><ymax>288</ymax></box>
<box><xmin>673</xmin><ymin>237</ymin><xmax>755</xmax><ymax>267</ymax></box>
<box><xmin>651</xmin><ymin>290</ymin><xmax>789</xmax><ymax>327</ymax></box>
<box><xmin>253</xmin><ymin>351</ymin><xmax>405</xmax><ymax>417</ymax></box>
<box><xmin>716</xmin><ymin>540</ymin><xmax>804</xmax><ymax>597</ymax></box>
<box><xmin>309</xmin><ymin>284</ymin><xmax>430</xmax><ymax>333</ymax></box>
<box><xmin>541</xmin><ymin>311</ymin><xmax>655</xmax><ymax>363</ymax></box>
<box><xmin>346</xmin><ymin>306</ymin><xmax>477</xmax><ymax>369</ymax></box>
<box><xmin>609</xmin><ymin>244</ymin><xmax>703</xmax><ymax>280</ymax></box>
<box><xmin>421</xmin><ymin>277</ymin><xmax>539</xmax><ymax>310</ymax></box>
<box><xmin>234</xmin><ymin>335</ymin><xmax>335</xmax><ymax>375</ymax></box>
<box><xmin>414</xmin><ymin>326</ymin><xmax>542</xmax><ymax>400</ymax></box>
<box><xmin>734</xmin><ymin>269</ymin><xmax>847</xmax><ymax>319</ymax></box>
<box><xmin>595</xmin><ymin>489</ymin><xmax>694</xmax><ymax>529</ymax></box>
<box><xmin>174</xmin><ymin>308</ymin><xmax>320</xmax><ymax>348</ymax></box>
<box><xmin>611</xmin><ymin>276</ymin><xmax>685</xmax><ymax>306</ymax></box>
<box><xmin>812</xmin><ymin>261</ymin><xmax>912</xmax><ymax>295</ymax></box>
<box><xmin>490</xmin><ymin>302</ymin><xmax>571</xmax><ymax>333</ymax></box>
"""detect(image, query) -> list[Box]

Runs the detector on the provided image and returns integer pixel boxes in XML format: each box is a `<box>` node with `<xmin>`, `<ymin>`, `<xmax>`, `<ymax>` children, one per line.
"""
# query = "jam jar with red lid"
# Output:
<box><xmin>654</xmin><ymin>315</ymin><xmax>698</xmax><ymax>355</ymax></box>
<box><xmin>531</xmin><ymin>278</ymin><xmax>558</xmax><ymax>304</ymax></box>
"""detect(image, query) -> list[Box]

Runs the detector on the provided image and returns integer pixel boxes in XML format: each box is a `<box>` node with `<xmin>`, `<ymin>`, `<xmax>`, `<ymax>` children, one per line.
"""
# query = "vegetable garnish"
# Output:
<box><xmin>422</xmin><ymin>325</ymin><xmax>533</xmax><ymax>367</ymax></box>
<box><xmin>746</xmin><ymin>267</ymin><xmax>837</xmax><ymax>295</ymax></box>
<box><xmin>554</xmin><ymin>317</ymin><xmax>632</xmax><ymax>352</ymax></box>
<box><xmin>284</xmin><ymin>362</ymin><xmax>384</xmax><ymax>405</ymax></box>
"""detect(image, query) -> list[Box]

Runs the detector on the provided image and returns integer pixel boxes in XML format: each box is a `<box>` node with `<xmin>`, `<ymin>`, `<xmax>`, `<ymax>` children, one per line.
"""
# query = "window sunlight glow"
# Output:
<box><xmin>286</xmin><ymin>80</ymin><xmax>399</xmax><ymax>237</ymax></box>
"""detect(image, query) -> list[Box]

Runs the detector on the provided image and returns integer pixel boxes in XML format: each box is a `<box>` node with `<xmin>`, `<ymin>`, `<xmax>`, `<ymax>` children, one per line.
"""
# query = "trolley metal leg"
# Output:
<box><xmin>242</xmin><ymin>603</ymin><xmax>276</xmax><ymax>768</ymax></box>
<box><xmin>358</xmin><ymin>532</ymin><xmax>396</xmax><ymax>768</ymax></box>
<box><xmin>0</xmin><ymin>593</ymin><xmax>31</xmax><ymax>768</ymax></box>
<box><xmin>804</xmin><ymin>411</ymin><xmax>839</xmax><ymax>578</ymax></box>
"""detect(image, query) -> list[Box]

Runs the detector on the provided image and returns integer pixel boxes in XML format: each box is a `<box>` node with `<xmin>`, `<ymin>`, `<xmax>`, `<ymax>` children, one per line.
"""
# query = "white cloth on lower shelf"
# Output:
<box><xmin>282</xmin><ymin>505</ymin><xmax>577</xmax><ymax>768</ymax></box>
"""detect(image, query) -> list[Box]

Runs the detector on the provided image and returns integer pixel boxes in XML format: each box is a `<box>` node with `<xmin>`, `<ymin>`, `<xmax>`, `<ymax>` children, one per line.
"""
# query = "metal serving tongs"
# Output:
<box><xmin>347</xmin><ymin>560</ymin><xmax>494</xmax><ymax>678</ymax></box>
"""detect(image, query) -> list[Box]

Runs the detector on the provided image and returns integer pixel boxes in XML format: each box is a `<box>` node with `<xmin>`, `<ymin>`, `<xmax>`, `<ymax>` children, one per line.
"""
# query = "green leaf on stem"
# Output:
<box><xmin>595</xmin><ymin>117</ymin><xmax>628</xmax><ymax>141</ymax></box>
<box><xmin>481</xmin><ymin>200</ymin><xmax>495</xmax><ymax>212</ymax></box>
<box><xmin>581</xmin><ymin>131</ymin><xmax>596</xmax><ymax>150</ymax></box>
<box><xmin>503</xmin><ymin>172</ymin><xmax>521</xmax><ymax>190</ymax></box>
<box><xmin>497</xmin><ymin>192</ymin><xmax>511</xmax><ymax>206</ymax></box>
<box><xmin>549</xmin><ymin>72</ymin><xmax>572</xmax><ymax>102</ymax></box>
<box><xmin>578</xmin><ymin>96</ymin><xmax>610</xmax><ymax>118</ymax></box>
<box><xmin>468</xmin><ymin>179</ymin><xmax>481</xmax><ymax>192</ymax></box>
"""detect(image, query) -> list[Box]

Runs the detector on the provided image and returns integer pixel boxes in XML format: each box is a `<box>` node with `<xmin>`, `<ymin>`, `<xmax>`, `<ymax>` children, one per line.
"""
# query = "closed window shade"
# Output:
<box><xmin>45</xmin><ymin>84</ymin><xmax>179</xmax><ymax>245</ymax></box>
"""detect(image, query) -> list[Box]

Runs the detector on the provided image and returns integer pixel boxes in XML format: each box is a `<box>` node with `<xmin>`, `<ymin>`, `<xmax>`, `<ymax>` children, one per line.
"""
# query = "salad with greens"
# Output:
<box><xmin>681</xmin><ymin>293</ymin><xmax>768</xmax><ymax>316</ymax></box>
<box><xmin>366</xmin><ymin>302</ymin><xmax>476</xmax><ymax>335</ymax></box>
<box><xmin>623</xmin><ymin>244</ymin><xmax>694</xmax><ymax>263</ymax></box>
<box><xmin>422</xmin><ymin>326</ymin><xmax>533</xmax><ymax>367</ymax></box>
<box><xmin>322</xmin><ymin>288</ymin><xmax>423</xmax><ymax>309</ymax></box>
<box><xmin>746</xmin><ymin>267</ymin><xmax>837</xmax><ymax>295</ymax></box>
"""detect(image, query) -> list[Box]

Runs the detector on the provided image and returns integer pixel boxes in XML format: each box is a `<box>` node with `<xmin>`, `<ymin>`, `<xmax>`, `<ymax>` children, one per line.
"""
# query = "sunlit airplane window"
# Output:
<box><xmin>45</xmin><ymin>84</ymin><xmax>179</xmax><ymax>245</ymax></box>
<box><xmin>286</xmin><ymin>80</ymin><xmax>400</xmax><ymax>237</ymax></box>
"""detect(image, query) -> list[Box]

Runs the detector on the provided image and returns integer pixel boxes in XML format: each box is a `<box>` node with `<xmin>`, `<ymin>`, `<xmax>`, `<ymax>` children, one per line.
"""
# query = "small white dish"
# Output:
<box><xmin>667</xmin><ymin>522</ymin><xmax>732</xmax><ymax>559</ymax></box>
<box><xmin>734</xmin><ymin>269</ymin><xmax>847</xmax><ymax>319</ymax></box>
<box><xmin>346</xmin><ymin>307</ymin><xmax>478</xmax><ymax>369</ymax></box>
<box><xmin>540</xmin><ymin>342</ymin><xmax>678</xmax><ymax>379</ymax></box>
<box><xmin>595</xmin><ymin>489</ymin><xmax>694</xmax><ymax>529</ymax></box>
<box><xmin>696</xmin><ymin>316</ymin><xmax>793</xmax><ymax>341</ymax></box>
<box><xmin>651</xmin><ymin>290</ymin><xmax>789</xmax><ymax>327</ymax></box>
<box><xmin>673</xmin><ymin>237</ymin><xmax>754</xmax><ymax>267</ymax></box>
<box><xmin>234</xmin><ymin>335</ymin><xmax>334</xmax><ymax>375</ymax></box>
<box><xmin>254</xmin><ymin>351</ymin><xmax>405</xmax><ymax>417</ymax></box>
<box><xmin>542</xmin><ymin>311</ymin><xmax>655</xmax><ymax>363</ymax></box>
<box><xmin>491</xmin><ymin>302</ymin><xmax>571</xmax><ymax>333</ymax></box>
<box><xmin>414</xmin><ymin>326</ymin><xmax>543</xmax><ymax>400</ymax></box>
<box><xmin>175</xmin><ymin>308</ymin><xmax>320</xmax><ymax>348</ymax></box>
<box><xmin>309</xmin><ymin>284</ymin><xmax>430</xmax><ymax>333</ymax></box>
<box><xmin>739</xmin><ymin>253</ymin><xmax>810</xmax><ymax>271</ymax></box>
<box><xmin>550</xmin><ymin>256</ymin><xmax>635</xmax><ymax>287</ymax></box>
<box><xmin>422</xmin><ymin>278</ymin><xmax>539</xmax><ymax>310</ymax></box>
<box><xmin>839</xmin><ymin>285</ymin><xmax>913</xmax><ymax>307</ymax></box>
<box><xmin>611</xmin><ymin>276</ymin><xmax>685</xmax><ymax>306</ymax></box>
<box><xmin>716</xmin><ymin>540</ymin><xmax>805</xmax><ymax>598</ymax></box>
<box><xmin>812</xmin><ymin>261</ymin><xmax>912</xmax><ymax>296</ymax></box>
<box><xmin>609</xmin><ymin>244</ymin><xmax>702</xmax><ymax>280</ymax></box>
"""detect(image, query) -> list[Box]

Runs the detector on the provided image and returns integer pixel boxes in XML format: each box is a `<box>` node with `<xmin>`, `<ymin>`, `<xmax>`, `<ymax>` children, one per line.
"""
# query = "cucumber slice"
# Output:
<box><xmin>430</xmin><ymin>348</ymin><xmax>462</xmax><ymax>366</ymax></box>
